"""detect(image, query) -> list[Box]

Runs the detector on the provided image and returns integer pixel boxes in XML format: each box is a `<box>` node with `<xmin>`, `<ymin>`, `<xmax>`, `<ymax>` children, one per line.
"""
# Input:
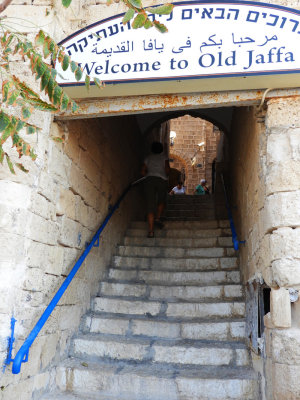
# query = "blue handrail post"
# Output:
<box><xmin>11</xmin><ymin>182</ymin><xmax>134</xmax><ymax>374</ymax></box>
<box><xmin>220</xmin><ymin>173</ymin><xmax>244</xmax><ymax>251</ymax></box>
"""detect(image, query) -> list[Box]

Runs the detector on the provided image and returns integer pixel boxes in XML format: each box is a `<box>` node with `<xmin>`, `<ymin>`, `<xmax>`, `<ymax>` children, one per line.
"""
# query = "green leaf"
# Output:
<box><xmin>62</xmin><ymin>54</ymin><xmax>70</xmax><ymax>71</ymax></box>
<box><xmin>0</xmin><ymin>146</ymin><xmax>4</xmax><ymax>164</ymax></box>
<box><xmin>94</xmin><ymin>77</ymin><xmax>103</xmax><ymax>89</ymax></box>
<box><xmin>41</xmin><ymin>68</ymin><xmax>51</xmax><ymax>92</ymax></box>
<box><xmin>43</xmin><ymin>39</ymin><xmax>50</xmax><ymax>58</ymax></box>
<box><xmin>2</xmin><ymin>80</ymin><xmax>11</xmax><ymax>103</ymax></box>
<box><xmin>26</xmin><ymin>125</ymin><xmax>36</xmax><ymax>135</ymax></box>
<box><xmin>16</xmin><ymin>120</ymin><xmax>25</xmax><ymax>132</ymax></box>
<box><xmin>132</xmin><ymin>13</ymin><xmax>147</xmax><ymax>29</ymax></box>
<box><xmin>30</xmin><ymin>149</ymin><xmax>37</xmax><ymax>161</ymax></box>
<box><xmin>70</xmin><ymin>61</ymin><xmax>77</xmax><ymax>73</ymax></box>
<box><xmin>51</xmin><ymin>68</ymin><xmax>57</xmax><ymax>79</ymax></box>
<box><xmin>15</xmin><ymin>163</ymin><xmax>29</xmax><ymax>173</ymax></box>
<box><xmin>1</xmin><ymin>125</ymin><xmax>13</xmax><ymax>145</ymax></box>
<box><xmin>61</xmin><ymin>93</ymin><xmax>70</xmax><ymax>111</ymax></box>
<box><xmin>35</xmin><ymin>30</ymin><xmax>45</xmax><ymax>46</ymax></box>
<box><xmin>52</xmin><ymin>136</ymin><xmax>64</xmax><ymax>143</ymax></box>
<box><xmin>7</xmin><ymin>90</ymin><xmax>20</xmax><ymax>105</ymax></box>
<box><xmin>35</xmin><ymin>59</ymin><xmax>47</xmax><ymax>80</ymax></box>
<box><xmin>13</xmin><ymin>77</ymin><xmax>40</xmax><ymax>98</ymax></box>
<box><xmin>62</xmin><ymin>0</ymin><xmax>72</xmax><ymax>7</ymax></box>
<box><xmin>53</xmin><ymin>85</ymin><xmax>63</xmax><ymax>106</ymax></box>
<box><xmin>26</xmin><ymin>96</ymin><xmax>58</xmax><ymax>111</ymax></box>
<box><xmin>85</xmin><ymin>75</ymin><xmax>90</xmax><ymax>91</ymax></box>
<box><xmin>144</xmin><ymin>19</ymin><xmax>153</xmax><ymax>29</ymax></box>
<box><xmin>154</xmin><ymin>21</ymin><xmax>168</xmax><ymax>33</ymax></box>
<box><xmin>122</xmin><ymin>9</ymin><xmax>135</xmax><ymax>24</ymax></box>
<box><xmin>47</xmin><ymin>78</ymin><xmax>56</xmax><ymax>101</ymax></box>
<box><xmin>5</xmin><ymin>154</ymin><xmax>15</xmax><ymax>174</ymax></box>
<box><xmin>75</xmin><ymin>67</ymin><xmax>83</xmax><ymax>81</ymax></box>
<box><xmin>21</xmin><ymin>106</ymin><xmax>32</xmax><ymax>120</ymax></box>
<box><xmin>0</xmin><ymin>112</ymin><xmax>11</xmax><ymax>133</ymax></box>
<box><xmin>71</xmin><ymin>101</ymin><xmax>79</xmax><ymax>113</ymax></box>
<box><xmin>128</xmin><ymin>0</ymin><xmax>142</xmax><ymax>8</ymax></box>
<box><xmin>49</xmin><ymin>40</ymin><xmax>55</xmax><ymax>53</ymax></box>
<box><xmin>146</xmin><ymin>4</ymin><xmax>174</xmax><ymax>14</ymax></box>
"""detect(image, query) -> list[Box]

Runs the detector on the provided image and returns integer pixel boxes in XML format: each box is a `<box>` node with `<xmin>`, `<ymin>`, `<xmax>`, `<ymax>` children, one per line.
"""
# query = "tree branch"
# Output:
<box><xmin>0</xmin><ymin>0</ymin><xmax>13</xmax><ymax>14</ymax></box>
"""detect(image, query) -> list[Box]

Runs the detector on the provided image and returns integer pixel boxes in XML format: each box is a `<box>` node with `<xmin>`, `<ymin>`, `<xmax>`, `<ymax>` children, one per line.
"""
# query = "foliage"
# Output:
<box><xmin>0</xmin><ymin>0</ymin><xmax>173</xmax><ymax>173</ymax></box>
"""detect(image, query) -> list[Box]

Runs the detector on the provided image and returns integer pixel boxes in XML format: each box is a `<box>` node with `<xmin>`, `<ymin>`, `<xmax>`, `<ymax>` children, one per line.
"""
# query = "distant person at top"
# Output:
<box><xmin>169</xmin><ymin>181</ymin><xmax>186</xmax><ymax>195</ymax></box>
<box><xmin>141</xmin><ymin>142</ymin><xmax>170</xmax><ymax>238</ymax></box>
<box><xmin>195</xmin><ymin>179</ymin><xmax>210</xmax><ymax>195</ymax></box>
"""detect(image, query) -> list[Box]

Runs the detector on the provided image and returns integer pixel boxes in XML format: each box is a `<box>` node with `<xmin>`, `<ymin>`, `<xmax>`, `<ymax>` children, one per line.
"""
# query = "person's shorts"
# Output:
<box><xmin>144</xmin><ymin>176</ymin><xmax>167</xmax><ymax>213</ymax></box>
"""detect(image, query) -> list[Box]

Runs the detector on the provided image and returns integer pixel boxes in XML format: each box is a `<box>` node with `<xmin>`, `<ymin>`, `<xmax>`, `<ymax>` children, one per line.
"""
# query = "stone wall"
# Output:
<box><xmin>169</xmin><ymin>115</ymin><xmax>221</xmax><ymax>194</ymax></box>
<box><xmin>229</xmin><ymin>100</ymin><xmax>300</xmax><ymax>399</ymax></box>
<box><xmin>0</xmin><ymin>115</ymin><xmax>143</xmax><ymax>399</ymax></box>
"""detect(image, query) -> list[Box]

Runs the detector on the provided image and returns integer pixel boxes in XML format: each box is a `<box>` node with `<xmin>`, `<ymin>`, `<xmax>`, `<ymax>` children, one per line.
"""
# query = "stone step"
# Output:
<box><xmin>125</xmin><ymin>227</ymin><xmax>231</xmax><ymax>238</ymax></box>
<box><xmin>41</xmin><ymin>393</ymin><xmax>99</xmax><ymax>400</ymax></box>
<box><xmin>123</xmin><ymin>236</ymin><xmax>233</xmax><ymax>248</ymax></box>
<box><xmin>72</xmin><ymin>334</ymin><xmax>250</xmax><ymax>367</ymax></box>
<box><xmin>130</xmin><ymin>220</ymin><xmax>230</xmax><ymax>229</ymax></box>
<box><xmin>55</xmin><ymin>359</ymin><xmax>259</xmax><ymax>400</ymax></box>
<box><xmin>112</xmin><ymin>255</ymin><xmax>237</xmax><ymax>270</ymax></box>
<box><xmin>165</xmin><ymin>210</ymin><xmax>216</xmax><ymax>218</ymax></box>
<box><xmin>83</xmin><ymin>314</ymin><xmax>246</xmax><ymax>341</ymax></box>
<box><xmin>93</xmin><ymin>297</ymin><xmax>245</xmax><ymax>319</ymax></box>
<box><xmin>117</xmin><ymin>245</ymin><xmax>231</xmax><ymax>258</ymax></box>
<box><xmin>108</xmin><ymin>268</ymin><xmax>240</xmax><ymax>285</ymax></box>
<box><xmin>99</xmin><ymin>282</ymin><xmax>243</xmax><ymax>301</ymax></box>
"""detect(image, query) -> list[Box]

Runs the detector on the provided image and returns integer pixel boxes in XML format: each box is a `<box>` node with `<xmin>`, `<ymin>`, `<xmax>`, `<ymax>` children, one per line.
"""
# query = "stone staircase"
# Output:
<box><xmin>42</xmin><ymin>215</ymin><xmax>259</xmax><ymax>399</ymax></box>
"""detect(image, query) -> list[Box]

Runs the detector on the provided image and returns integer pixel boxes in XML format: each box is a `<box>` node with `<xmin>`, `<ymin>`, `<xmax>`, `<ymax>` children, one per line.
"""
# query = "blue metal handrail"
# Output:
<box><xmin>220</xmin><ymin>173</ymin><xmax>244</xmax><ymax>251</ymax></box>
<box><xmin>11</xmin><ymin>181</ymin><xmax>135</xmax><ymax>374</ymax></box>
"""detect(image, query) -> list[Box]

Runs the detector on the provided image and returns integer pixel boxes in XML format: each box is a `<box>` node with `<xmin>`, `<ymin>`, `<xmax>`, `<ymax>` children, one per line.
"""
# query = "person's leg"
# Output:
<box><xmin>156</xmin><ymin>202</ymin><xmax>165</xmax><ymax>220</ymax></box>
<box><xmin>147</xmin><ymin>212</ymin><xmax>155</xmax><ymax>236</ymax></box>
<box><xmin>155</xmin><ymin>178</ymin><xmax>167</xmax><ymax>228</ymax></box>
<box><xmin>144</xmin><ymin>177</ymin><xmax>156</xmax><ymax>237</ymax></box>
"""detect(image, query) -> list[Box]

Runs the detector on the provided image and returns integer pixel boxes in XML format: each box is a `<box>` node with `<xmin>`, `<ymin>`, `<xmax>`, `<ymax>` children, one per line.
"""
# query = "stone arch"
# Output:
<box><xmin>169</xmin><ymin>149</ymin><xmax>193</xmax><ymax>194</ymax></box>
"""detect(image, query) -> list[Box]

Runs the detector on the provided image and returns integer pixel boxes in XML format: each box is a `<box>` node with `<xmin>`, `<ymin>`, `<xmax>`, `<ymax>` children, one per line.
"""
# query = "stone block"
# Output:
<box><xmin>0</xmin><ymin>233</ymin><xmax>26</xmax><ymax>263</ymax></box>
<box><xmin>271</xmin><ymin>287</ymin><xmax>291</xmax><ymax>328</ymax></box>
<box><xmin>22</xmin><ymin>267</ymin><xmax>63</xmax><ymax>293</ymax></box>
<box><xmin>26</xmin><ymin>213</ymin><xmax>59</xmax><ymax>245</ymax></box>
<box><xmin>271</xmin><ymin>227</ymin><xmax>300</xmax><ymax>260</ymax></box>
<box><xmin>153</xmin><ymin>345</ymin><xmax>233</xmax><ymax>365</ymax></box>
<box><xmin>262</xmin><ymin>191</ymin><xmax>300</xmax><ymax>233</ymax></box>
<box><xmin>89</xmin><ymin>317</ymin><xmax>129</xmax><ymax>335</ymax></box>
<box><xmin>267</xmin><ymin>97</ymin><xmax>300</xmax><ymax>128</ymax></box>
<box><xmin>272</xmin><ymin>258</ymin><xmax>300</xmax><ymax>287</ymax></box>
<box><xmin>58</xmin><ymin>215</ymin><xmax>82</xmax><ymax>248</ymax></box>
<box><xmin>0</xmin><ymin>204</ymin><xmax>29</xmax><ymax>236</ymax></box>
<box><xmin>0</xmin><ymin>181</ymin><xmax>31</xmax><ymax>208</ymax></box>
<box><xmin>56</xmin><ymin>188</ymin><xmax>76</xmax><ymax>220</ymax></box>
<box><xmin>74</xmin><ymin>337</ymin><xmax>146</xmax><ymax>360</ymax></box>
<box><xmin>48</xmin><ymin>145</ymin><xmax>71</xmax><ymax>186</ymax></box>
<box><xmin>100</xmin><ymin>282</ymin><xmax>146</xmax><ymax>297</ymax></box>
<box><xmin>26</xmin><ymin>241</ymin><xmax>64</xmax><ymax>275</ymax></box>
<box><xmin>30</xmin><ymin>192</ymin><xmax>56</xmax><ymax>221</ymax></box>
<box><xmin>167</xmin><ymin>302</ymin><xmax>233</xmax><ymax>318</ymax></box>
<box><xmin>236</xmin><ymin>348</ymin><xmax>250</xmax><ymax>366</ymax></box>
<box><xmin>272</xmin><ymin>328</ymin><xmax>300</xmax><ymax>364</ymax></box>
<box><xmin>38</xmin><ymin>171</ymin><xmax>59</xmax><ymax>203</ymax></box>
<box><xmin>132</xmin><ymin>320</ymin><xmax>180</xmax><ymax>339</ymax></box>
<box><xmin>94</xmin><ymin>298</ymin><xmax>161</xmax><ymax>316</ymax></box>
<box><xmin>272</xmin><ymin>363</ymin><xmax>300</xmax><ymax>400</ymax></box>
<box><xmin>57</xmin><ymin>305</ymin><xmax>82</xmax><ymax>330</ymax></box>
<box><xmin>181</xmin><ymin>322</ymin><xmax>228</xmax><ymax>340</ymax></box>
<box><xmin>267</xmin><ymin>132</ymin><xmax>291</xmax><ymax>163</ymax></box>
<box><xmin>265</xmin><ymin>161</ymin><xmax>300</xmax><ymax>195</ymax></box>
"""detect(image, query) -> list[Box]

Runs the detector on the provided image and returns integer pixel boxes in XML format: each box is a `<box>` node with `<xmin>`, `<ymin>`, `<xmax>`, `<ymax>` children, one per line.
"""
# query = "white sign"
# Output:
<box><xmin>57</xmin><ymin>1</ymin><xmax>300</xmax><ymax>88</ymax></box>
